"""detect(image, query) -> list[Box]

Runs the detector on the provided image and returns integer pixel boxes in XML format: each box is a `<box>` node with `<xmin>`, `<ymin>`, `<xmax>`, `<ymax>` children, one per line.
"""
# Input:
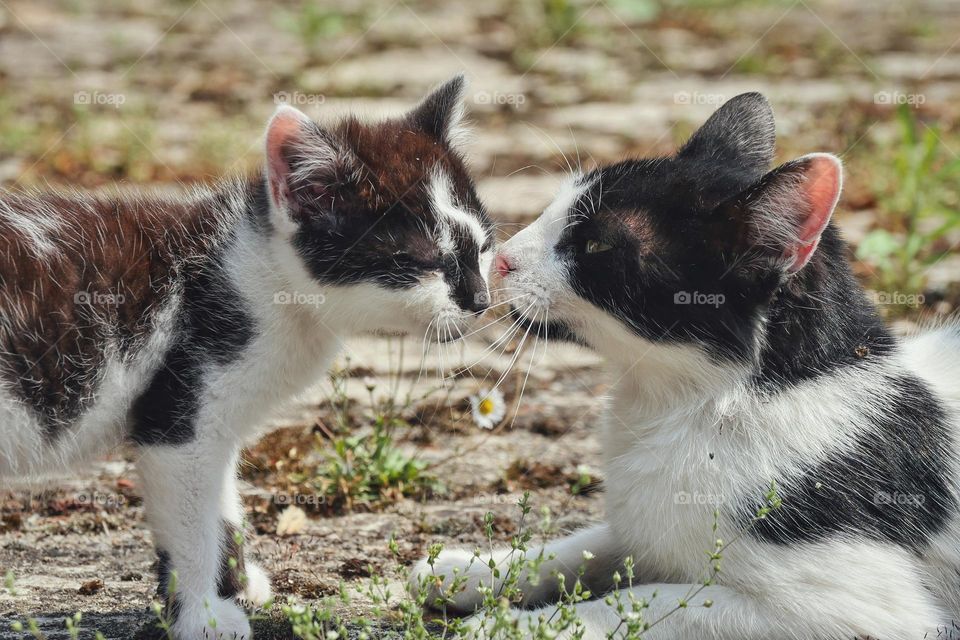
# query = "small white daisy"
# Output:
<box><xmin>469</xmin><ymin>388</ymin><xmax>506</xmax><ymax>429</ymax></box>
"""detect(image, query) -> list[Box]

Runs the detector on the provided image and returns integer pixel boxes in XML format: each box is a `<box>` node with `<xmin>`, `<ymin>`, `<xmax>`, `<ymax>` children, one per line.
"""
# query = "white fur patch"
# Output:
<box><xmin>443</xmin><ymin>97</ymin><xmax>470</xmax><ymax>151</ymax></box>
<box><xmin>496</xmin><ymin>173</ymin><xmax>586</xmax><ymax>322</ymax></box>
<box><xmin>0</xmin><ymin>198</ymin><xmax>63</xmax><ymax>257</ymax></box>
<box><xmin>429</xmin><ymin>169</ymin><xmax>487</xmax><ymax>255</ymax></box>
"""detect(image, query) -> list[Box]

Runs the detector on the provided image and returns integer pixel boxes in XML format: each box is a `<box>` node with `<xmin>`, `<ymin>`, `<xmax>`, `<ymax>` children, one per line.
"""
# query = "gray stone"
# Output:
<box><xmin>546</xmin><ymin>101</ymin><xmax>676</xmax><ymax>137</ymax></box>
<box><xmin>875</xmin><ymin>53</ymin><xmax>960</xmax><ymax>80</ymax></box>
<box><xmin>312</xmin><ymin>47</ymin><xmax>526</xmax><ymax>108</ymax></box>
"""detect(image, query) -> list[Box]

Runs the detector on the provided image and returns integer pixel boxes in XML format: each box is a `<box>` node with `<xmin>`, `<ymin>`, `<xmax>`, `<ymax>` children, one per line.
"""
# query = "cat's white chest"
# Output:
<box><xmin>203</xmin><ymin>316</ymin><xmax>342</xmax><ymax>441</ymax></box>
<box><xmin>600</xmin><ymin>394</ymin><xmax>750</xmax><ymax>581</ymax></box>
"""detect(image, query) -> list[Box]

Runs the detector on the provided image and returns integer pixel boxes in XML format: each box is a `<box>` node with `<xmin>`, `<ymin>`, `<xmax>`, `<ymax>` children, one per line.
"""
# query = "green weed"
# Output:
<box><xmin>857</xmin><ymin>104</ymin><xmax>960</xmax><ymax>301</ymax></box>
<box><xmin>303</xmin><ymin>355</ymin><xmax>441</xmax><ymax>512</ymax></box>
<box><xmin>274</xmin><ymin>4</ymin><xmax>367</xmax><ymax>61</ymax></box>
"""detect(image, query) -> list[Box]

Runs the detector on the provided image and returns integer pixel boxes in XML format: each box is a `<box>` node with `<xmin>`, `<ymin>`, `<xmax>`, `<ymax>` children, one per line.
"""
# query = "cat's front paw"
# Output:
<box><xmin>409</xmin><ymin>549</ymin><xmax>493</xmax><ymax>614</ymax></box>
<box><xmin>239</xmin><ymin>561</ymin><xmax>272</xmax><ymax>607</ymax></box>
<box><xmin>172</xmin><ymin>597</ymin><xmax>251</xmax><ymax>640</ymax></box>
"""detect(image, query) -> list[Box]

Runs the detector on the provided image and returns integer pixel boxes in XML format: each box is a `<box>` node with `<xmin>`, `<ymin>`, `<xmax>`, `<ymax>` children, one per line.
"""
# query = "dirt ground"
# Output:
<box><xmin>0</xmin><ymin>0</ymin><xmax>959</xmax><ymax>637</ymax></box>
<box><xmin>0</xmin><ymin>337</ymin><xmax>608</xmax><ymax>639</ymax></box>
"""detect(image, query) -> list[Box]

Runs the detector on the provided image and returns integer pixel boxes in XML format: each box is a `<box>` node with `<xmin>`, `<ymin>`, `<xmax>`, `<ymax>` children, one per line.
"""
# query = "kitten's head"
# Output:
<box><xmin>498</xmin><ymin>93</ymin><xmax>844</xmax><ymax>370</ymax></box>
<box><xmin>263</xmin><ymin>75</ymin><xmax>493</xmax><ymax>340</ymax></box>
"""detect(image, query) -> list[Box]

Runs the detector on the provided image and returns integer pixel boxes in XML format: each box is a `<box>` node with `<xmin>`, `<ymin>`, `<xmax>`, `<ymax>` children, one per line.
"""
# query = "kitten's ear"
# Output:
<box><xmin>408</xmin><ymin>74</ymin><xmax>468</xmax><ymax>145</ymax></box>
<box><xmin>715</xmin><ymin>153</ymin><xmax>842</xmax><ymax>274</ymax></box>
<box><xmin>678</xmin><ymin>92</ymin><xmax>775</xmax><ymax>176</ymax></box>
<box><xmin>264</xmin><ymin>105</ymin><xmax>354</xmax><ymax>225</ymax></box>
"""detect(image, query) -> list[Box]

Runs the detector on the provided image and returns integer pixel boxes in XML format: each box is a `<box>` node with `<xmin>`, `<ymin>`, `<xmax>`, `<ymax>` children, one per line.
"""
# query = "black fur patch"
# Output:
<box><xmin>155</xmin><ymin>549</ymin><xmax>173</xmax><ymax>598</ymax></box>
<box><xmin>748</xmin><ymin>375</ymin><xmax>957</xmax><ymax>548</ymax></box>
<box><xmin>218</xmin><ymin>521</ymin><xmax>247</xmax><ymax>599</ymax></box>
<box><xmin>129</xmin><ymin>243</ymin><xmax>254</xmax><ymax>446</ymax></box>
<box><xmin>505</xmin><ymin>308</ymin><xmax>583</xmax><ymax>345</ymax></box>
<box><xmin>554</xmin><ymin>159</ymin><xmax>780</xmax><ymax>363</ymax></box>
<box><xmin>751</xmin><ymin>226</ymin><xmax>897</xmax><ymax>389</ymax></box>
<box><xmin>154</xmin><ymin>548</ymin><xmax>182</xmax><ymax>624</ymax></box>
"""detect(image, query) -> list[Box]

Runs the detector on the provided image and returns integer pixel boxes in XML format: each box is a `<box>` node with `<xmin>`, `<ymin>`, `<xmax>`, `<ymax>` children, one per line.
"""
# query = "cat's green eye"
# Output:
<box><xmin>585</xmin><ymin>239</ymin><xmax>613</xmax><ymax>254</ymax></box>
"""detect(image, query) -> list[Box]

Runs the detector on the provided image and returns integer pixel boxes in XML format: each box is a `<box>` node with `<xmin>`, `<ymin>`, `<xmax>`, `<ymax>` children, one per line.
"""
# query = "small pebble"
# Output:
<box><xmin>78</xmin><ymin>579</ymin><xmax>104</xmax><ymax>595</ymax></box>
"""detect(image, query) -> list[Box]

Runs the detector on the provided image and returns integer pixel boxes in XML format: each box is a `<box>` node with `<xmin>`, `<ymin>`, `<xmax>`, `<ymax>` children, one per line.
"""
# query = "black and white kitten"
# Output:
<box><xmin>414</xmin><ymin>93</ymin><xmax>960</xmax><ymax>639</ymax></box>
<box><xmin>0</xmin><ymin>75</ymin><xmax>494</xmax><ymax>639</ymax></box>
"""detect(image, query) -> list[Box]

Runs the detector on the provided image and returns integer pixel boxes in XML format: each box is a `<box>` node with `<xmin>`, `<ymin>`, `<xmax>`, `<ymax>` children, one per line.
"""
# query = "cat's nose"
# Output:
<box><xmin>495</xmin><ymin>253</ymin><xmax>515</xmax><ymax>278</ymax></box>
<box><xmin>467</xmin><ymin>291</ymin><xmax>490</xmax><ymax>314</ymax></box>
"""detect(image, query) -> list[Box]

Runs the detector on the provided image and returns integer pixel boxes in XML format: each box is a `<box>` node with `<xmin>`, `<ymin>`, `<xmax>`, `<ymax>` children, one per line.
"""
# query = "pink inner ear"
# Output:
<box><xmin>266</xmin><ymin>107</ymin><xmax>308</xmax><ymax>207</ymax></box>
<box><xmin>787</xmin><ymin>154</ymin><xmax>842</xmax><ymax>273</ymax></box>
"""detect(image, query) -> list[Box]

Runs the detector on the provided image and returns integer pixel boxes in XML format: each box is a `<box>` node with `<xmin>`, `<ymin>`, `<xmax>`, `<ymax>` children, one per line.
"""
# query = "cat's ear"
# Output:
<box><xmin>408</xmin><ymin>73</ymin><xmax>468</xmax><ymax>145</ymax></box>
<box><xmin>715</xmin><ymin>153</ymin><xmax>842</xmax><ymax>274</ymax></box>
<box><xmin>264</xmin><ymin>105</ymin><xmax>355</xmax><ymax>226</ymax></box>
<box><xmin>678</xmin><ymin>92</ymin><xmax>775</xmax><ymax>176</ymax></box>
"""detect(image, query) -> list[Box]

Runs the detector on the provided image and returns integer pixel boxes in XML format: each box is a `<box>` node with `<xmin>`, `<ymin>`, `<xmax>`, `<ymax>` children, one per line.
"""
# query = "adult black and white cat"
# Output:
<box><xmin>0</xmin><ymin>75</ymin><xmax>494</xmax><ymax>639</ymax></box>
<box><xmin>413</xmin><ymin>93</ymin><xmax>960</xmax><ymax>639</ymax></box>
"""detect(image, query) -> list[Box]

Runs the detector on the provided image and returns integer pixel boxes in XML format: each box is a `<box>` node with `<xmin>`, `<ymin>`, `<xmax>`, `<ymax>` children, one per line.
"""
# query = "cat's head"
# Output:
<box><xmin>263</xmin><ymin>75</ymin><xmax>493</xmax><ymax>340</ymax></box>
<box><xmin>497</xmin><ymin>93</ymin><xmax>845</xmax><ymax>372</ymax></box>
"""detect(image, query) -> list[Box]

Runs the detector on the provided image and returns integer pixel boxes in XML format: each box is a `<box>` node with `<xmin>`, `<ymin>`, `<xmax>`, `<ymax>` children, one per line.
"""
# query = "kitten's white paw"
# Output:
<box><xmin>409</xmin><ymin>548</ymin><xmax>493</xmax><ymax>614</ymax></box>
<box><xmin>240</xmin><ymin>562</ymin><xmax>272</xmax><ymax>606</ymax></box>
<box><xmin>172</xmin><ymin>597</ymin><xmax>251</xmax><ymax>640</ymax></box>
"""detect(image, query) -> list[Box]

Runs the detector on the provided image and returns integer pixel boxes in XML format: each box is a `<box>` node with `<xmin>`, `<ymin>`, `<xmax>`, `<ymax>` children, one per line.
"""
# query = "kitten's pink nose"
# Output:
<box><xmin>495</xmin><ymin>253</ymin><xmax>515</xmax><ymax>278</ymax></box>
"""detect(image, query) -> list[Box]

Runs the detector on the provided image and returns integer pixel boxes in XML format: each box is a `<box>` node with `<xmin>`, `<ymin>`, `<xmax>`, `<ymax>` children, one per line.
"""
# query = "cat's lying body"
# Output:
<box><xmin>1</xmin><ymin>76</ymin><xmax>494</xmax><ymax>640</ymax></box>
<box><xmin>415</xmin><ymin>93</ymin><xmax>960</xmax><ymax>639</ymax></box>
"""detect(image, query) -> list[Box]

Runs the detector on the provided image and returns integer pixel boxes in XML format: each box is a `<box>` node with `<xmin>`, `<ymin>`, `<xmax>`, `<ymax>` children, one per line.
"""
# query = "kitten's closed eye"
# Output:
<box><xmin>393</xmin><ymin>249</ymin><xmax>441</xmax><ymax>270</ymax></box>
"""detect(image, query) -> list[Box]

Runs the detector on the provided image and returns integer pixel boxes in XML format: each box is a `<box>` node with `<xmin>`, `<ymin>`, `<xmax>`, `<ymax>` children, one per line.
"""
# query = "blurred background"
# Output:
<box><xmin>0</xmin><ymin>0</ymin><xmax>959</xmax><ymax>636</ymax></box>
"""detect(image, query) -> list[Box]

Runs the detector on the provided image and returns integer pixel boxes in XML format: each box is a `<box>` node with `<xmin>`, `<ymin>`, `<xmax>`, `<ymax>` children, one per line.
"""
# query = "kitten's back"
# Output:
<box><xmin>0</xmin><ymin>184</ymin><xmax>241</xmax><ymax>459</ymax></box>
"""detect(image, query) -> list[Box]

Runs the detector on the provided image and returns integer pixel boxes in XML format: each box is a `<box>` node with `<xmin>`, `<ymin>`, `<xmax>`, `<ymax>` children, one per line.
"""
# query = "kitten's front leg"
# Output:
<box><xmin>411</xmin><ymin>522</ymin><xmax>626</xmax><ymax>614</ymax></box>
<box><xmin>138</xmin><ymin>440</ymin><xmax>251</xmax><ymax>640</ymax></box>
<box><xmin>220</xmin><ymin>455</ymin><xmax>272</xmax><ymax>607</ymax></box>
